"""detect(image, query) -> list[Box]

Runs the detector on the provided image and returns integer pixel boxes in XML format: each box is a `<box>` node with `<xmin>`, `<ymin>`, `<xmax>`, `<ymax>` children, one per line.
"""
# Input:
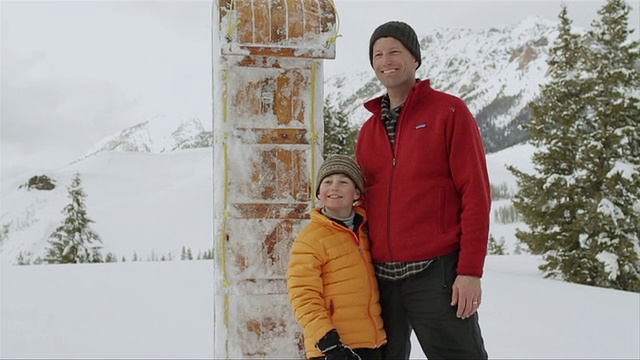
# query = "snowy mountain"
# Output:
<box><xmin>77</xmin><ymin>115</ymin><xmax>212</xmax><ymax>161</ymax></box>
<box><xmin>325</xmin><ymin>15</ymin><xmax>564</xmax><ymax>153</ymax></box>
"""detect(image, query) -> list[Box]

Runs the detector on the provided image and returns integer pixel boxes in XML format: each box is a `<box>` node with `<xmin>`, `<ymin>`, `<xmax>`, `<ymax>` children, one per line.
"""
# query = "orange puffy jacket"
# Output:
<box><xmin>287</xmin><ymin>206</ymin><xmax>386</xmax><ymax>358</ymax></box>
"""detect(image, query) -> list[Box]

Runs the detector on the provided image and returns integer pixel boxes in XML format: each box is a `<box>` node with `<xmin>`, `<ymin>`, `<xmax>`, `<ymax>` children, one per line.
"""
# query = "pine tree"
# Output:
<box><xmin>509</xmin><ymin>3</ymin><xmax>640</xmax><ymax>291</ymax></box>
<box><xmin>104</xmin><ymin>252</ymin><xmax>117</xmax><ymax>263</ymax></box>
<box><xmin>579</xmin><ymin>0</ymin><xmax>640</xmax><ymax>291</ymax></box>
<box><xmin>488</xmin><ymin>235</ymin><xmax>507</xmax><ymax>255</ymax></box>
<box><xmin>44</xmin><ymin>173</ymin><xmax>103</xmax><ymax>264</ymax></box>
<box><xmin>16</xmin><ymin>251</ymin><xmax>30</xmax><ymax>265</ymax></box>
<box><xmin>323</xmin><ymin>96</ymin><xmax>358</xmax><ymax>156</ymax></box>
<box><xmin>0</xmin><ymin>223</ymin><xmax>10</xmax><ymax>246</ymax></box>
<box><xmin>509</xmin><ymin>5</ymin><xmax>590</xmax><ymax>281</ymax></box>
<box><xmin>513</xmin><ymin>241</ymin><xmax>526</xmax><ymax>255</ymax></box>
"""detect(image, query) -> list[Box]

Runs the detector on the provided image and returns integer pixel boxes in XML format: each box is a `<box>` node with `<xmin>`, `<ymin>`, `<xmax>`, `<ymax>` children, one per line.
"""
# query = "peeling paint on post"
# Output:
<box><xmin>212</xmin><ymin>1</ymin><xmax>337</xmax><ymax>358</ymax></box>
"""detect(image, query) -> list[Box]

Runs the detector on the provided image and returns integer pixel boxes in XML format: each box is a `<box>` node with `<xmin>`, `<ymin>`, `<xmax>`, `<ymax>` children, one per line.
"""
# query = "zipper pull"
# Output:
<box><xmin>393</xmin><ymin>158</ymin><xmax>397</xmax><ymax>166</ymax></box>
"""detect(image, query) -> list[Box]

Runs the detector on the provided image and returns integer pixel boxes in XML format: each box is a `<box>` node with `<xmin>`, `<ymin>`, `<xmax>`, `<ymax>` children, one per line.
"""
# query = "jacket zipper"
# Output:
<box><xmin>386</xmin><ymin>111</ymin><xmax>405</xmax><ymax>261</ymax></box>
<box><xmin>384</xmin><ymin>88</ymin><xmax>414</xmax><ymax>262</ymax></box>
<box><xmin>325</xmin><ymin>217</ymin><xmax>382</xmax><ymax>347</ymax></box>
<box><xmin>354</xmin><ymin>220</ymin><xmax>382</xmax><ymax>347</ymax></box>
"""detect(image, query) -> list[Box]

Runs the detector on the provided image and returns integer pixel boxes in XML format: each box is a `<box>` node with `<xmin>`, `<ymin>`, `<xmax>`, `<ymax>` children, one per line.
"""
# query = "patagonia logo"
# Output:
<box><xmin>415</xmin><ymin>123</ymin><xmax>427</xmax><ymax>129</ymax></box>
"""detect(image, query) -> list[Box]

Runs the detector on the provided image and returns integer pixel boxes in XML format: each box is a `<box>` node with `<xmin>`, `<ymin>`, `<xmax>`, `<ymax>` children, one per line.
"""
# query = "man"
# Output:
<box><xmin>355</xmin><ymin>20</ymin><xmax>491</xmax><ymax>359</ymax></box>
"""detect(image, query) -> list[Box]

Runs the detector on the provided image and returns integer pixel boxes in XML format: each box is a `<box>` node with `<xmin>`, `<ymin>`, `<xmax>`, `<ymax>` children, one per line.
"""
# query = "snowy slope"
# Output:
<box><xmin>0</xmin><ymin>148</ymin><xmax>213</xmax><ymax>263</ymax></box>
<box><xmin>1</xmin><ymin>255</ymin><xmax>638</xmax><ymax>358</ymax></box>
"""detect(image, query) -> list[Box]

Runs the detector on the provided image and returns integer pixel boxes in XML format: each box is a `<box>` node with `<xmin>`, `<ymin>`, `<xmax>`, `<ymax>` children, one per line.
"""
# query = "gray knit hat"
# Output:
<box><xmin>315</xmin><ymin>155</ymin><xmax>364</xmax><ymax>198</ymax></box>
<box><xmin>369</xmin><ymin>21</ymin><xmax>421</xmax><ymax>69</ymax></box>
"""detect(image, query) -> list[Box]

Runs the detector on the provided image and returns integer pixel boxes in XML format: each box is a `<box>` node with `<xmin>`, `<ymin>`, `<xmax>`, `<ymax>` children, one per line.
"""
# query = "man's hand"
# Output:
<box><xmin>450</xmin><ymin>275</ymin><xmax>482</xmax><ymax>319</ymax></box>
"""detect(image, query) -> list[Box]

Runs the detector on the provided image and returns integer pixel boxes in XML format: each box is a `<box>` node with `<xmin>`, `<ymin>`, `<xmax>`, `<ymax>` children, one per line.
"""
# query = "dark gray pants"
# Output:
<box><xmin>378</xmin><ymin>251</ymin><xmax>488</xmax><ymax>359</ymax></box>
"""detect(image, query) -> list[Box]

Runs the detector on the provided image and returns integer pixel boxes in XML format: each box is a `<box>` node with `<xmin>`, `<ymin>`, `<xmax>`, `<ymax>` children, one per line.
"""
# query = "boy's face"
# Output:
<box><xmin>318</xmin><ymin>174</ymin><xmax>360</xmax><ymax>219</ymax></box>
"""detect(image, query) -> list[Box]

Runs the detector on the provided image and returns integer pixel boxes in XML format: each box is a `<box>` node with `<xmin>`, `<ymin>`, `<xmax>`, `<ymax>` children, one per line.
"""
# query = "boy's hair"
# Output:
<box><xmin>315</xmin><ymin>155</ymin><xmax>364</xmax><ymax>197</ymax></box>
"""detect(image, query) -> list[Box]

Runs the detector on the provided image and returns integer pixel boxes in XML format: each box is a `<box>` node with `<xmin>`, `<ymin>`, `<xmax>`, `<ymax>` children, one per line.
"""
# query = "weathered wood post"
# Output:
<box><xmin>212</xmin><ymin>0</ymin><xmax>337</xmax><ymax>357</ymax></box>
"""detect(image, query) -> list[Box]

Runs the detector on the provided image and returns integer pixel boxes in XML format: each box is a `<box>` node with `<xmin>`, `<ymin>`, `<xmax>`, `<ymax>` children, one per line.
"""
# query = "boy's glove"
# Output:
<box><xmin>316</xmin><ymin>329</ymin><xmax>361</xmax><ymax>360</ymax></box>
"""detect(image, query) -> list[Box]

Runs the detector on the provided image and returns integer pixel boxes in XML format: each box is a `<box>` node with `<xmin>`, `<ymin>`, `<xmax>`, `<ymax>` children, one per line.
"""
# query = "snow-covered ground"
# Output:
<box><xmin>2</xmin><ymin>255</ymin><xmax>638</xmax><ymax>358</ymax></box>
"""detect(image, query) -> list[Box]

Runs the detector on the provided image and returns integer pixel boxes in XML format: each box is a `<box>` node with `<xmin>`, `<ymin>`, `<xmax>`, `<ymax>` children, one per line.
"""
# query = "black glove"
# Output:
<box><xmin>316</xmin><ymin>329</ymin><xmax>361</xmax><ymax>360</ymax></box>
<box><xmin>323</xmin><ymin>345</ymin><xmax>361</xmax><ymax>360</ymax></box>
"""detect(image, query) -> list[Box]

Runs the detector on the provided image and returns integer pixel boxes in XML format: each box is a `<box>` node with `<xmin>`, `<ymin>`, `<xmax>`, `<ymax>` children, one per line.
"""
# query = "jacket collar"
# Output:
<box><xmin>364</xmin><ymin>79</ymin><xmax>432</xmax><ymax>116</ymax></box>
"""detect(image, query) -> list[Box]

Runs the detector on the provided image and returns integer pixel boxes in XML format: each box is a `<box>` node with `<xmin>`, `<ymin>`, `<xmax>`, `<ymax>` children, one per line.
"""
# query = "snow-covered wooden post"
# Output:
<box><xmin>212</xmin><ymin>0</ymin><xmax>337</xmax><ymax>358</ymax></box>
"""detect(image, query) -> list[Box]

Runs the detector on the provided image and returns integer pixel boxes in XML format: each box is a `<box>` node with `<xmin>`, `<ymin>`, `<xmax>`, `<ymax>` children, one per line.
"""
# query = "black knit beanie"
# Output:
<box><xmin>369</xmin><ymin>21</ymin><xmax>421</xmax><ymax>69</ymax></box>
<box><xmin>315</xmin><ymin>155</ymin><xmax>364</xmax><ymax>198</ymax></box>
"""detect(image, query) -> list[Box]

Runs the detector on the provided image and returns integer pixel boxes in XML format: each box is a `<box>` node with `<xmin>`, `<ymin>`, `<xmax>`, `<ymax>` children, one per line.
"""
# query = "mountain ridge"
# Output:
<box><xmin>325</xmin><ymin>15</ymin><xmax>566</xmax><ymax>153</ymax></box>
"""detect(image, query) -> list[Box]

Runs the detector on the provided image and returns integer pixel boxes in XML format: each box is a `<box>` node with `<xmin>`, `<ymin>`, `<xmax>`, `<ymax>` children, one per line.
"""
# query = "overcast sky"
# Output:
<box><xmin>1</xmin><ymin>0</ymin><xmax>638</xmax><ymax>178</ymax></box>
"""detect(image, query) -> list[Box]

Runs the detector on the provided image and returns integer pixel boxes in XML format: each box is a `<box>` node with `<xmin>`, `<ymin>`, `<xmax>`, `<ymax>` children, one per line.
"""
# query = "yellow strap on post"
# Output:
<box><xmin>325</xmin><ymin>0</ymin><xmax>341</xmax><ymax>48</ymax></box>
<box><xmin>222</xmin><ymin>70</ymin><xmax>228</xmax><ymax>124</ymax></box>
<box><xmin>310</xmin><ymin>61</ymin><xmax>318</xmax><ymax>209</ymax></box>
<box><xmin>225</xmin><ymin>0</ymin><xmax>240</xmax><ymax>41</ymax></box>
<box><xmin>221</xmin><ymin>66</ymin><xmax>231</xmax><ymax>358</ymax></box>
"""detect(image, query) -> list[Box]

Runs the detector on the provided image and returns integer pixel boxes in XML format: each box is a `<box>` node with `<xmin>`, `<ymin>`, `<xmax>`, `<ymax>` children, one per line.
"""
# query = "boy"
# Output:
<box><xmin>287</xmin><ymin>155</ymin><xmax>386</xmax><ymax>360</ymax></box>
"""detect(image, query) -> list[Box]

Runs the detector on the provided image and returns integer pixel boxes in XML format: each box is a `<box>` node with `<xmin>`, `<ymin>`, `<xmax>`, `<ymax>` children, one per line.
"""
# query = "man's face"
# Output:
<box><xmin>371</xmin><ymin>37</ymin><xmax>418</xmax><ymax>91</ymax></box>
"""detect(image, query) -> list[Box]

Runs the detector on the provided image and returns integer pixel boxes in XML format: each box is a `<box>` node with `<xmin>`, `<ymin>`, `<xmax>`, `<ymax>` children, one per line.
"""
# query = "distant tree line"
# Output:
<box><xmin>15</xmin><ymin>172</ymin><xmax>214</xmax><ymax>265</ymax></box>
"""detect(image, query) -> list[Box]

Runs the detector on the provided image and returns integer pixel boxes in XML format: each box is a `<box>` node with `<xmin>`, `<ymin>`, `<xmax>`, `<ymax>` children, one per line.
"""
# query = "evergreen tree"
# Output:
<box><xmin>104</xmin><ymin>252</ymin><xmax>117</xmax><ymax>263</ymax></box>
<box><xmin>580</xmin><ymin>0</ymin><xmax>640</xmax><ymax>291</ymax></box>
<box><xmin>202</xmin><ymin>248</ymin><xmax>214</xmax><ymax>260</ymax></box>
<box><xmin>509</xmin><ymin>3</ymin><xmax>640</xmax><ymax>291</ymax></box>
<box><xmin>323</xmin><ymin>96</ymin><xmax>358</xmax><ymax>156</ymax></box>
<box><xmin>488</xmin><ymin>235</ymin><xmax>507</xmax><ymax>255</ymax></box>
<box><xmin>180</xmin><ymin>246</ymin><xmax>194</xmax><ymax>260</ymax></box>
<box><xmin>513</xmin><ymin>241</ymin><xmax>526</xmax><ymax>255</ymax></box>
<box><xmin>44</xmin><ymin>173</ymin><xmax>103</xmax><ymax>264</ymax></box>
<box><xmin>16</xmin><ymin>251</ymin><xmax>30</xmax><ymax>265</ymax></box>
<box><xmin>0</xmin><ymin>223</ymin><xmax>10</xmax><ymax>246</ymax></box>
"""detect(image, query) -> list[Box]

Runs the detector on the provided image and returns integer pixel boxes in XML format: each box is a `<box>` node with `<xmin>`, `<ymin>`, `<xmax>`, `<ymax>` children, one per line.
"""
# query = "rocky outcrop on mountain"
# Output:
<box><xmin>18</xmin><ymin>175</ymin><xmax>56</xmax><ymax>191</ymax></box>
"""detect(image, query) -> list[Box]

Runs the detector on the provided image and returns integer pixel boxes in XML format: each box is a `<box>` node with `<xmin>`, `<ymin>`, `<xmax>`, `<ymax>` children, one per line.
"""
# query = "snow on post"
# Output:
<box><xmin>212</xmin><ymin>0</ymin><xmax>336</xmax><ymax>358</ymax></box>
